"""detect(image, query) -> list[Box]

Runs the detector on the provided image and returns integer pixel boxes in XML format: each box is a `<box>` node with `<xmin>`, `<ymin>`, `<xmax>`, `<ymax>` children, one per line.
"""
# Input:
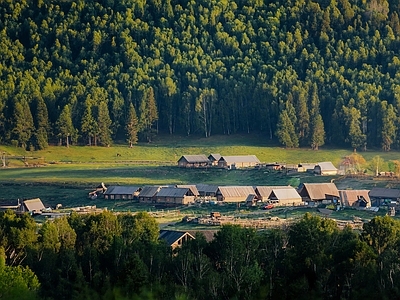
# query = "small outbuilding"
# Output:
<box><xmin>218</xmin><ymin>155</ymin><xmax>260</xmax><ymax>169</ymax></box>
<box><xmin>314</xmin><ymin>162</ymin><xmax>338</xmax><ymax>176</ymax></box>
<box><xmin>339</xmin><ymin>190</ymin><xmax>370</xmax><ymax>208</ymax></box>
<box><xmin>177</xmin><ymin>155</ymin><xmax>210</xmax><ymax>168</ymax></box>
<box><xmin>103</xmin><ymin>186</ymin><xmax>141</xmax><ymax>200</ymax></box>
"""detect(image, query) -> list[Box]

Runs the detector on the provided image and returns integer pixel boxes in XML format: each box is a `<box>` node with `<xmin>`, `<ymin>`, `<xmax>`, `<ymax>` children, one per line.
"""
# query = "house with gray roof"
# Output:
<box><xmin>314</xmin><ymin>162</ymin><xmax>338</xmax><ymax>175</ymax></box>
<box><xmin>159</xmin><ymin>230</ymin><xmax>195</xmax><ymax>250</ymax></box>
<box><xmin>156</xmin><ymin>187</ymin><xmax>196</xmax><ymax>205</ymax></box>
<box><xmin>196</xmin><ymin>184</ymin><xmax>219</xmax><ymax>197</ymax></box>
<box><xmin>218</xmin><ymin>155</ymin><xmax>260</xmax><ymax>169</ymax></box>
<box><xmin>255</xmin><ymin>186</ymin><xmax>291</xmax><ymax>201</ymax></box>
<box><xmin>138</xmin><ymin>186</ymin><xmax>163</xmax><ymax>203</ymax></box>
<box><xmin>177</xmin><ymin>155</ymin><xmax>210</xmax><ymax>168</ymax></box>
<box><xmin>208</xmin><ymin>153</ymin><xmax>222</xmax><ymax>166</ymax></box>
<box><xmin>103</xmin><ymin>186</ymin><xmax>141</xmax><ymax>200</ymax></box>
<box><xmin>216</xmin><ymin>186</ymin><xmax>255</xmax><ymax>202</ymax></box>
<box><xmin>20</xmin><ymin>198</ymin><xmax>45</xmax><ymax>215</ymax></box>
<box><xmin>369</xmin><ymin>187</ymin><xmax>400</xmax><ymax>207</ymax></box>
<box><xmin>268</xmin><ymin>187</ymin><xmax>303</xmax><ymax>206</ymax></box>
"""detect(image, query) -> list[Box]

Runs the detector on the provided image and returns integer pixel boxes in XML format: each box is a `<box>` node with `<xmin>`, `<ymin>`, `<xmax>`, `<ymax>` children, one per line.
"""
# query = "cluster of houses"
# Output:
<box><xmin>177</xmin><ymin>154</ymin><xmax>339</xmax><ymax>175</ymax></box>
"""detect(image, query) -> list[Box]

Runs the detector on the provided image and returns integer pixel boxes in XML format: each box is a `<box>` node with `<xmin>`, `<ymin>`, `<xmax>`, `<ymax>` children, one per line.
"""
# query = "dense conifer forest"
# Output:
<box><xmin>1</xmin><ymin>0</ymin><xmax>400</xmax><ymax>150</ymax></box>
<box><xmin>2</xmin><ymin>210</ymin><xmax>400</xmax><ymax>299</ymax></box>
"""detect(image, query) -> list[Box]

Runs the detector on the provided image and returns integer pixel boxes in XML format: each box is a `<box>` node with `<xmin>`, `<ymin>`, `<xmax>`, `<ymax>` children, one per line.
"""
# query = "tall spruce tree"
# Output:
<box><xmin>139</xmin><ymin>87</ymin><xmax>159</xmax><ymax>142</ymax></box>
<box><xmin>56</xmin><ymin>105</ymin><xmax>75</xmax><ymax>147</ymax></box>
<box><xmin>80</xmin><ymin>98</ymin><xmax>97</xmax><ymax>146</ymax></box>
<box><xmin>126</xmin><ymin>103</ymin><xmax>139</xmax><ymax>148</ymax></box>
<box><xmin>97</xmin><ymin>101</ymin><xmax>112</xmax><ymax>147</ymax></box>
<box><xmin>12</xmin><ymin>99</ymin><xmax>34</xmax><ymax>149</ymax></box>
<box><xmin>32</xmin><ymin>95</ymin><xmax>49</xmax><ymax>150</ymax></box>
<box><xmin>309</xmin><ymin>84</ymin><xmax>325</xmax><ymax>150</ymax></box>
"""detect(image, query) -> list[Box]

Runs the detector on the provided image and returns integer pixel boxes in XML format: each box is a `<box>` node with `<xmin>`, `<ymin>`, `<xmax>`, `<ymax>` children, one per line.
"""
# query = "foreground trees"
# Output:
<box><xmin>3</xmin><ymin>210</ymin><xmax>400</xmax><ymax>299</ymax></box>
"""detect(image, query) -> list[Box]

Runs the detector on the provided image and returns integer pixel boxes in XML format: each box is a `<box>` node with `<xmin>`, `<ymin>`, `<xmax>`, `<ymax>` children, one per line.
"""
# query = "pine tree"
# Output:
<box><xmin>381</xmin><ymin>102</ymin><xmax>396</xmax><ymax>151</ymax></box>
<box><xmin>56</xmin><ymin>105</ymin><xmax>75</xmax><ymax>147</ymax></box>
<box><xmin>12</xmin><ymin>99</ymin><xmax>34</xmax><ymax>149</ymax></box>
<box><xmin>126</xmin><ymin>103</ymin><xmax>139</xmax><ymax>148</ymax></box>
<box><xmin>342</xmin><ymin>105</ymin><xmax>366</xmax><ymax>151</ymax></box>
<box><xmin>32</xmin><ymin>95</ymin><xmax>49</xmax><ymax>150</ymax></box>
<box><xmin>97</xmin><ymin>101</ymin><xmax>112</xmax><ymax>147</ymax></box>
<box><xmin>80</xmin><ymin>98</ymin><xmax>97</xmax><ymax>146</ymax></box>
<box><xmin>276</xmin><ymin>108</ymin><xmax>298</xmax><ymax>148</ymax></box>
<box><xmin>309</xmin><ymin>84</ymin><xmax>325</xmax><ymax>150</ymax></box>
<box><xmin>139</xmin><ymin>87</ymin><xmax>159</xmax><ymax>142</ymax></box>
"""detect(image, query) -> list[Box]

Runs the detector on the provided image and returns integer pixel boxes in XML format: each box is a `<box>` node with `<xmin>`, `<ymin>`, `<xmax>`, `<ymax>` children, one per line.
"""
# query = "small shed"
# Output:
<box><xmin>156</xmin><ymin>187</ymin><xmax>196</xmax><ymax>205</ymax></box>
<box><xmin>196</xmin><ymin>184</ymin><xmax>219</xmax><ymax>197</ymax></box>
<box><xmin>103</xmin><ymin>186</ymin><xmax>141</xmax><ymax>200</ymax></box>
<box><xmin>268</xmin><ymin>187</ymin><xmax>303</xmax><ymax>206</ymax></box>
<box><xmin>297</xmin><ymin>183</ymin><xmax>339</xmax><ymax>203</ymax></box>
<box><xmin>208</xmin><ymin>154</ymin><xmax>222</xmax><ymax>166</ymax></box>
<box><xmin>369</xmin><ymin>188</ymin><xmax>400</xmax><ymax>207</ymax></box>
<box><xmin>159</xmin><ymin>230</ymin><xmax>195</xmax><ymax>250</ymax></box>
<box><xmin>217</xmin><ymin>155</ymin><xmax>260</xmax><ymax>169</ymax></box>
<box><xmin>20</xmin><ymin>198</ymin><xmax>45</xmax><ymax>215</ymax></box>
<box><xmin>339</xmin><ymin>190</ymin><xmax>370</xmax><ymax>208</ymax></box>
<box><xmin>314</xmin><ymin>162</ymin><xmax>338</xmax><ymax>175</ymax></box>
<box><xmin>138</xmin><ymin>186</ymin><xmax>163</xmax><ymax>203</ymax></box>
<box><xmin>216</xmin><ymin>186</ymin><xmax>255</xmax><ymax>202</ymax></box>
<box><xmin>177</xmin><ymin>155</ymin><xmax>210</xmax><ymax>168</ymax></box>
<box><xmin>297</xmin><ymin>163</ymin><xmax>317</xmax><ymax>173</ymax></box>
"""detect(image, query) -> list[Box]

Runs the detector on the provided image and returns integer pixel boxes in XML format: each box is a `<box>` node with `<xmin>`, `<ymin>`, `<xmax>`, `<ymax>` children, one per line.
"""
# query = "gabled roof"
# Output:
<box><xmin>176</xmin><ymin>185</ymin><xmax>199</xmax><ymax>196</ymax></box>
<box><xmin>256</xmin><ymin>186</ymin><xmax>290</xmax><ymax>197</ymax></box>
<box><xmin>104</xmin><ymin>186</ymin><xmax>140</xmax><ymax>195</ymax></box>
<box><xmin>178</xmin><ymin>155</ymin><xmax>210</xmax><ymax>163</ymax></box>
<box><xmin>196</xmin><ymin>184</ymin><xmax>218</xmax><ymax>194</ymax></box>
<box><xmin>316</xmin><ymin>162</ymin><xmax>337</xmax><ymax>171</ymax></box>
<box><xmin>159</xmin><ymin>230</ymin><xmax>195</xmax><ymax>246</ymax></box>
<box><xmin>139</xmin><ymin>186</ymin><xmax>162</xmax><ymax>198</ymax></box>
<box><xmin>299</xmin><ymin>183</ymin><xmax>339</xmax><ymax>200</ymax></box>
<box><xmin>217</xmin><ymin>186</ymin><xmax>255</xmax><ymax>198</ymax></box>
<box><xmin>208</xmin><ymin>153</ymin><xmax>222</xmax><ymax>161</ymax></box>
<box><xmin>157</xmin><ymin>187</ymin><xmax>192</xmax><ymax>197</ymax></box>
<box><xmin>219</xmin><ymin>155</ymin><xmax>260</xmax><ymax>164</ymax></box>
<box><xmin>23</xmin><ymin>198</ymin><xmax>45</xmax><ymax>212</ymax></box>
<box><xmin>369</xmin><ymin>188</ymin><xmax>400</xmax><ymax>199</ymax></box>
<box><xmin>339</xmin><ymin>190</ymin><xmax>370</xmax><ymax>206</ymax></box>
<box><xmin>270</xmin><ymin>188</ymin><xmax>302</xmax><ymax>201</ymax></box>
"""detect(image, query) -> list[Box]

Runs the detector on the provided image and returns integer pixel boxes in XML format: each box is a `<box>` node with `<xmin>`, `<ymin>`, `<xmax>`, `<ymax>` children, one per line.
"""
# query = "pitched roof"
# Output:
<box><xmin>23</xmin><ymin>198</ymin><xmax>45</xmax><ymax>212</ymax></box>
<box><xmin>219</xmin><ymin>155</ymin><xmax>260</xmax><ymax>164</ymax></box>
<box><xmin>339</xmin><ymin>190</ymin><xmax>370</xmax><ymax>206</ymax></box>
<box><xmin>256</xmin><ymin>186</ymin><xmax>290</xmax><ymax>197</ymax></box>
<box><xmin>245</xmin><ymin>194</ymin><xmax>257</xmax><ymax>202</ymax></box>
<box><xmin>187</xmin><ymin>230</ymin><xmax>217</xmax><ymax>242</ymax></box>
<box><xmin>369</xmin><ymin>188</ymin><xmax>400</xmax><ymax>199</ymax></box>
<box><xmin>139</xmin><ymin>186</ymin><xmax>162</xmax><ymax>197</ymax></box>
<box><xmin>159</xmin><ymin>230</ymin><xmax>195</xmax><ymax>246</ymax></box>
<box><xmin>196</xmin><ymin>184</ymin><xmax>218</xmax><ymax>194</ymax></box>
<box><xmin>208</xmin><ymin>153</ymin><xmax>222</xmax><ymax>161</ymax></box>
<box><xmin>176</xmin><ymin>185</ymin><xmax>199</xmax><ymax>196</ymax></box>
<box><xmin>157</xmin><ymin>187</ymin><xmax>191</xmax><ymax>197</ymax></box>
<box><xmin>218</xmin><ymin>186</ymin><xmax>255</xmax><ymax>198</ymax></box>
<box><xmin>178</xmin><ymin>155</ymin><xmax>210</xmax><ymax>163</ymax></box>
<box><xmin>316</xmin><ymin>162</ymin><xmax>337</xmax><ymax>171</ymax></box>
<box><xmin>104</xmin><ymin>186</ymin><xmax>140</xmax><ymax>195</ymax></box>
<box><xmin>270</xmin><ymin>188</ymin><xmax>302</xmax><ymax>201</ymax></box>
<box><xmin>300</xmin><ymin>183</ymin><xmax>339</xmax><ymax>200</ymax></box>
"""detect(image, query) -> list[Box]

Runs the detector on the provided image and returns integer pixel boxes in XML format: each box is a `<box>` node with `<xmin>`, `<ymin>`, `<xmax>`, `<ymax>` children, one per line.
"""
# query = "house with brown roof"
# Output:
<box><xmin>314</xmin><ymin>162</ymin><xmax>338</xmax><ymax>175</ymax></box>
<box><xmin>20</xmin><ymin>198</ymin><xmax>45</xmax><ymax>215</ymax></box>
<box><xmin>177</xmin><ymin>155</ymin><xmax>210</xmax><ymax>168</ymax></box>
<box><xmin>339</xmin><ymin>190</ymin><xmax>370</xmax><ymax>208</ymax></box>
<box><xmin>208</xmin><ymin>154</ymin><xmax>222</xmax><ymax>166</ymax></box>
<box><xmin>176</xmin><ymin>185</ymin><xmax>200</xmax><ymax>197</ymax></box>
<box><xmin>159</xmin><ymin>230</ymin><xmax>195</xmax><ymax>250</ymax></box>
<box><xmin>268</xmin><ymin>187</ymin><xmax>303</xmax><ymax>206</ymax></box>
<box><xmin>156</xmin><ymin>187</ymin><xmax>196</xmax><ymax>205</ymax></box>
<box><xmin>103</xmin><ymin>186</ymin><xmax>141</xmax><ymax>200</ymax></box>
<box><xmin>297</xmin><ymin>183</ymin><xmax>339</xmax><ymax>204</ymax></box>
<box><xmin>216</xmin><ymin>186</ymin><xmax>255</xmax><ymax>202</ymax></box>
<box><xmin>369</xmin><ymin>187</ymin><xmax>400</xmax><ymax>207</ymax></box>
<box><xmin>255</xmin><ymin>186</ymin><xmax>291</xmax><ymax>201</ymax></box>
<box><xmin>217</xmin><ymin>155</ymin><xmax>260</xmax><ymax>169</ymax></box>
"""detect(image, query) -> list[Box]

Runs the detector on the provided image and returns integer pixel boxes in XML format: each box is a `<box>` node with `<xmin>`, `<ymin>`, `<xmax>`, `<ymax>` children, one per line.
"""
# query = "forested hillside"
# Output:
<box><xmin>1</xmin><ymin>0</ymin><xmax>400</xmax><ymax>150</ymax></box>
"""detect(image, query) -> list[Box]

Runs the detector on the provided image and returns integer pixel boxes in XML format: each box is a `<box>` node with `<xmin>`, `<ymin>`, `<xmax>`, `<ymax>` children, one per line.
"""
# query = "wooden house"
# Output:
<box><xmin>216</xmin><ymin>186</ymin><xmax>255</xmax><ymax>202</ymax></box>
<box><xmin>369</xmin><ymin>188</ymin><xmax>400</xmax><ymax>207</ymax></box>
<box><xmin>0</xmin><ymin>199</ymin><xmax>21</xmax><ymax>211</ymax></box>
<box><xmin>177</xmin><ymin>155</ymin><xmax>210</xmax><ymax>168</ymax></box>
<box><xmin>314</xmin><ymin>162</ymin><xmax>338</xmax><ymax>175</ymax></box>
<box><xmin>297</xmin><ymin>163</ymin><xmax>317</xmax><ymax>173</ymax></box>
<box><xmin>103</xmin><ymin>186</ymin><xmax>141</xmax><ymax>200</ymax></box>
<box><xmin>159</xmin><ymin>230</ymin><xmax>195</xmax><ymax>250</ymax></box>
<box><xmin>156</xmin><ymin>187</ymin><xmax>196</xmax><ymax>205</ymax></box>
<box><xmin>297</xmin><ymin>183</ymin><xmax>339</xmax><ymax>204</ymax></box>
<box><xmin>176</xmin><ymin>185</ymin><xmax>200</xmax><ymax>197</ymax></box>
<box><xmin>138</xmin><ymin>186</ymin><xmax>162</xmax><ymax>203</ymax></box>
<box><xmin>339</xmin><ymin>190</ymin><xmax>370</xmax><ymax>208</ymax></box>
<box><xmin>208</xmin><ymin>154</ymin><xmax>222</xmax><ymax>166</ymax></box>
<box><xmin>255</xmin><ymin>186</ymin><xmax>291</xmax><ymax>202</ymax></box>
<box><xmin>268</xmin><ymin>187</ymin><xmax>303</xmax><ymax>206</ymax></box>
<box><xmin>217</xmin><ymin>155</ymin><xmax>260</xmax><ymax>169</ymax></box>
<box><xmin>20</xmin><ymin>198</ymin><xmax>45</xmax><ymax>215</ymax></box>
<box><xmin>196</xmin><ymin>184</ymin><xmax>218</xmax><ymax>197</ymax></box>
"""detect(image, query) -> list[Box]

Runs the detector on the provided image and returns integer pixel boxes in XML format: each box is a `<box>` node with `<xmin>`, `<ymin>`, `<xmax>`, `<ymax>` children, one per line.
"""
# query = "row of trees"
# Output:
<box><xmin>3</xmin><ymin>0</ymin><xmax>400</xmax><ymax>150</ymax></box>
<box><xmin>2</xmin><ymin>210</ymin><xmax>400</xmax><ymax>299</ymax></box>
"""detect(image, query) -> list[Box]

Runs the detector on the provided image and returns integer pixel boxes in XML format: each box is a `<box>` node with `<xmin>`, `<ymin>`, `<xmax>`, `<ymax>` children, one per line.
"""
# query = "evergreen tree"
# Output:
<box><xmin>343</xmin><ymin>105</ymin><xmax>366</xmax><ymax>151</ymax></box>
<box><xmin>139</xmin><ymin>87</ymin><xmax>159</xmax><ymax>142</ymax></box>
<box><xmin>96</xmin><ymin>101</ymin><xmax>112</xmax><ymax>147</ymax></box>
<box><xmin>309</xmin><ymin>84</ymin><xmax>325</xmax><ymax>150</ymax></box>
<box><xmin>276</xmin><ymin>109</ymin><xmax>298</xmax><ymax>148</ymax></box>
<box><xmin>80</xmin><ymin>98</ymin><xmax>97</xmax><ymax>146</ymax></box>
<box><xmin>381</xmin><ymin>101</ymin><xmax>397</xmax><ymax>151</ymax></box>
<box><xmin>12</xmin><ymin>99</ymin><xmax>34</xmax><ymax>149</ymax></box>
<box><xmin>126</xmin><ymin>103</ymin><xmax>139</xmax><ymax>148</ymax></box>
<box><xmin>56</xmin><ymin>105</ymin><xmax>75</xmax><ymax>147</ymax></box>
<box><xmin>32</xmin><ymin>95</ymin><xmax>49</xmax><ymax>150</ymax></box>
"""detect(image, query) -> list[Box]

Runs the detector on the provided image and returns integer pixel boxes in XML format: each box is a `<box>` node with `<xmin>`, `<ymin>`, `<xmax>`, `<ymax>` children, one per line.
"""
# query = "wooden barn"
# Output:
<box><xmin>216</xmin><ymin>186</ymin><xmax>255</xmax><ymax>202</ymax></box>
<box><xmin>159</xmin><ymin>230</ymin><xmax>195</xmax><ymax>250</ymax></box>
<box><xmin>177</xmin><ymin>155</ymin><xmax>210</xmax><ymax>168</ymax></box>
<box><xmin>156</xmin><ymin>187</ymin><xmax>196</xmax><ymax>205</ymax></box>
<box><xmin>339</xmin><ymin>190</ymin><xmax>370</xmax><ymax>208</ymax></box>
<box><xmin>176</xmin><ymin>185</ymin><xmax>200</xmax><ymax>197</ymax></box>
<box><xmin>217</xmin><ymin>155</ymin><xmax>260</xmax><ymax>169</ymax></box>
<box><xmin>268</xmin><ymin>187</ymin><xmax>303</xmax><ymax>206</ymax></box>
<box><xmin>138</xmin><ymin>186</ymin><xmax>163</xmax><ymax>203</ymax></box>
<box><xmin>20</xmin><ymin>198</ymin><xmax>45</xmax><ymax>215</ymax></box>
<box><xmin>103</xmin><ymin>186</ymin><xmax>141</xmax><ymax>200</ymax></box>
<box><xmin>297</xmin><ymin>183</ymin><xmax>339</xmax><ymax>204</ymax></box>
<box><xmin>208</xmin><ymin>154</ymin><xmax>222</xmax><ymax>166</ymax></box>
<box><xmin>314</xmin><ymin>162</ymin><xmax>338</xmax><ymax>175</ymax></box>
<box><xmin>196</xmin><ymin>184</ymin><xmax>218</xmax><ymax>197</ymax></box>
<box><xmin>369</xmin><ymin>188</ymin><xmax>400</xmax><ymax>207</ymax></box>
<box><xmin>255</xmin><ymin>186</ymin><xmax>291</xmax><ymax>202</ymax></box>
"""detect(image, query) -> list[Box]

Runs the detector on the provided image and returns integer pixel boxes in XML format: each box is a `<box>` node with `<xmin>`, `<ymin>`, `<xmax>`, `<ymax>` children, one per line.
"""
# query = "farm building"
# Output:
<box><xmin>177</xmin><ymin>155</ymin><xmax>210</xmax><ymax>168</ymax></box>
<box><xmin>20</xmin><ymin>198</ymin><xmax>45</xmax><ymax>215</ymax></box>
<box><xmin>217</xmin><ymin>155</ymin><xmax>260</xmax><ymax>169</ymax></box>
<box><xmin>208</xmin><ymin>154</ymin><xmax>222</xmax><ymax>166</ymax></box>
<box><xmin>159</xmin><ymin>230</ymin><xmax>195</xmax><ymax>250</ymax></box>
<box><xmin>156</xmin><ymin>187</ymin><xmax>196</xmax><ymax>205</ymax></box>
<box><xmin>138</xmin><ymin>186</ymin><xmax>163</xmax><ymax>203</ymax></box>
<box><xmin>369</xmin><ymin>188</ymin><xmax>400</xmax><ymax>207</ymax></box>
<box><xmin>314</xmin><ymin>162</ymin><xmax>338</xmax><ymax>175</ymax></box>
<box><xmin>0</xmin><ymin>199</ymin><xmax>21</xmax><ymax>211</ymax></box>
<box><xmin>176</xmin><ymin>185</ymin><xmax>200</xmax><ymax>197</ymax></box>
<box><xmin>255</xmin><ymin>186</ymin><xmax>291</xmax><ymax>201</ymax></box>
<box><xmin>339</xmin><ymin>190</ymin><xmax>370</xmax><ymax>208</ymax></box>
<box><xmin>268</xmin><ymin>187</ymin><xmax>303</xmax><ymax>206</ymax></box>
<box><xmin>297</xmin><ymin>163</ymin><xmax>317</xmax><ymax>173</ymax></box>
<box><xmin>216</xmin><ymin>186</ymin><xmax>255</xmax><ymax>202</ymax></box>
<box><xmin>196</xmin><ymin>184</ymin><xmax>218</xmax><ymax>197</ymax></box>
<box><xmin>297</xmin><ymin>183</ymin><xmax>339</xmax><ymax>204</ymax></box>
<box><xmin>103</xmin><ymin>186</ymin><xmax>141</xmax><ymax>200</ymax></box>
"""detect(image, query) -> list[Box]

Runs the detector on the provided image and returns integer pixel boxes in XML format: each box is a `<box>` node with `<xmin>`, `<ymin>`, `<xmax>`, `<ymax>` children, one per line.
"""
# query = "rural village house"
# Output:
<box><xmin>103</xmin><ymin>186</ymin><xmax>141</xmax><ymax>200</ymax></box>
<box><xmin>255</xmin><ymin>186</ymin><xmax>292</xmax><ymax>202</ymax></box>
<box><xmin>216</xmin><ymin>186</ymin><xmax>255</xmax><ymax>202</ymax></box>
<box><xmin>297</xmin><ymin>183</ymin><xmax>339</xmax><ymax>204</ymax></box>
<box><xmin>176</xmin><ymin>185</ymin><xmax>200</xmax><ymax>197</ymax></box>
<box><xmin>196</xmin><ymin>184</ymin><xmax>218</xmax><ymax>197</ymax></box>
<box><xmin>19</xmin><ymin>198</ymin><xmax>45</xmax><ymax>215</ymax></box>
<box><xmin>138</xmin><ymin>186</ymin><xmax>163</xmax><ymax>203</ymax></box>
<box><xmin>339</xmin><ymin>190</ymin><xmax>370</xmax><ymax>208</ymax></box>
<box><xmin>177</xmin><ymin>155</ymin><xmax>210</xmax><ymax>168</ymax></box>
<box><xmin>268</xmin><ymin>187</ymin><xmax>303</xmax><ymax>206</ymax></box>
<box><xmin>314</xmin><ymin>162</ymin><xmax>338</xmax><ymax>175</ymax></box>
<box><xmin>208</xmin><ymin>154</ymin><xmax>222</xmax><ymax>166</ymax></box>
<box><xmin>156</xmin><ymin>187</ymin><xmax>196</xmax><ymax>205</ymax></box>
<box><xmin>217</xmin><ymin>155</ymin><xmax>260</xmax><ymax>169</ymax></box>
<box><xmin>369</xmin><ymin>187</ymin><xmax>400</xmax><ymax>207</ymax></box>
<box><xmin>159</xmin><ymin>230</ymin><xmax>195</xmax><ymax>250</ymax></box>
